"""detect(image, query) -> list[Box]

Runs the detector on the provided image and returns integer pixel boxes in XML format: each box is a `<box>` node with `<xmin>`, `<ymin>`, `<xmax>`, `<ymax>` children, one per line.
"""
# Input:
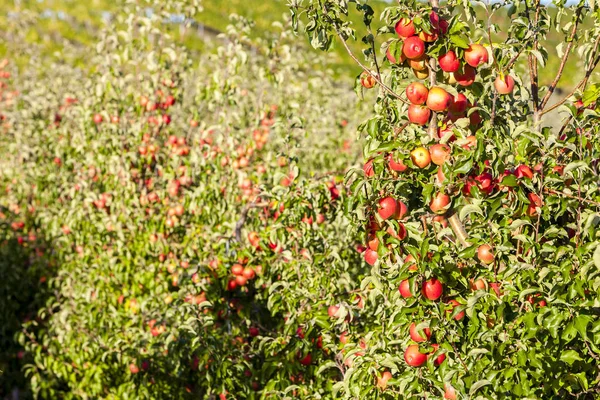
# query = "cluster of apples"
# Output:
<box><xmin>362</xmin><ymin>196</ymin><xmax>409</xmax><ymax>266</ymax></box>
<box><xmin>227</xmin><ymin>262</ymin><xmax>257</xmax><ymax>290</ymax></box>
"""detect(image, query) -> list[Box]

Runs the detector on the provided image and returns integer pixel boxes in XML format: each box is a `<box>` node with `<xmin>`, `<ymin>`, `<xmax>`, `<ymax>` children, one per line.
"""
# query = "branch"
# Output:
<box><xmin>333</xmin><ymin>26</ymin><xmax>408</xmax><ymax>104</ymax></box>
<box><xmin>541</xmin><ymin>36</ymin><xmax>600</xmax><ymax>116</ymax></box>
<box><xmin>234</xmin><ymin>201</ymin><xmax>269</xmax><ymax>242</ymax></box>
<box><xmin>544</xmin><ymin>188</ymin><xmax>600</xmax><ymax>207</ymax></box>
<box><xmin>530</xmin><ymin>0</ymin><xmax>541</xmax><ymax>125</ymax></box>
<box><xmin>539</xmin><ymin>6</ymin><xmax>583</xmax><ymax>111</ymax></box>
<box><xmin>448</xmin><ymin>211</ymin><xmax>469</xmax><ymax>248</ymax></box>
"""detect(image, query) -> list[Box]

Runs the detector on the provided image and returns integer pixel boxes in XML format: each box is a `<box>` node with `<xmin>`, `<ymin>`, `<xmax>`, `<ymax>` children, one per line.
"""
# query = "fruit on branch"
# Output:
<box><xmin>419</xmin><ymin>30</ymin><xmax>438</xmax><ymax>42</ymax></box>
<box><xmin>429</xmin><ymin>344</ymin><xmax>446</xmax><ymax>366</ymax></box>
<box><xmin>395</xmin><ymin>18</ymin><xmax>416</xmax><ymax>38</ymax></box>
<box><xmin>474</xmin><ymin>172</ymin><xmax>495</xmax><ymax>195</ymax></box>
<box><xmin>426</xmin><ymin>87</ymin><xmax>452</xmax><ymax>112</ymax></box>
<box><xmin>387</xmin><ymin>223</ymin><xmax>407</xmax><ymax>240</ymax></box>
<box><xmin>422</xmin><ymin>278</ymin><xmax>443</xmax><ymax>300</ymax></box>
<box><xmin>402</xmin><ymin>36</ymin><xmax>425</xmax><ymax>59</ymax></box>
<box><xmin>477</xmin><ymin>244</ymin><xmax>494</xmax><ymax>264</ymax></box>
<box><xmin>408</xmin><ymin>104</ymin><xmax>431</xmax><ymax>125</ymax></box>
<box><xmin>410</xmin><ymin>147</ymin><xmax>431</xmax><ymax>168</ymax></box>
<box><xmin>413</xmin><ymin>68</ymin><xmax>429</xmax><ymax>80</ymax></box>
<box><xmin>361</xmin><ymin>72</ymin><xmax>376</xmax><ymax>89</ymax></box>
<box><xmin>378</xmin><ymin>197</ymin><xmax>398</xmax><ymax>220</ymax></box>
<box><xmin>394</xmin><ymin>200</ymin><xmax>409</xmax><ymax>220</ymax></box>
<box><xmin>399</xmin><ymin>279</ymin><xmax>413</xmax><ymax>298</ymax></box>
<box><xmin>494</xmin><ymin>74</ymin><xmax>515</xmax><ymax>94</ymax></box>
<box><xmin>404</xmin><ymin>344</ymin><xmax>427</xmax><ymax>367</ymax></box>
<box><xmin>364</xmin><ymin>159</ymin><xmax>375</xmax><ymax>177</ymax></box>
<box><xmin>93</xmin><ymin>114</ymin><xmax>103</xmax><ymax>124</ymax></box>
<box><xmin>436</xmin><ymin>167</ymin><xmax>446</xmax><ymax>184</ymax></box>
<box><xmin>464</xmin><ymin>44</ymin><xmax>489</xmax><ymax>67</ymax></box>
<box><xmin>406</xmin><ymin>82</ymin><xmax>429</xmax><ymax>105</ymax></box>
<box><xmin>364</xmin><ymin>248</ymin><xmax>378</xmax><ymax>266</ymax></box>
<box><xmin>298</xmin><ymin>353</ymin><xmax>312</xmax><ymax>366</ymax></box>
<box><xmin>449</xmin><ymin>93</ymin><xmax>468</xmax><ymax>115</ymax></box>
<box><xmin>515</xmin><ymin>164</ymin><xmax>533</xmax><ymax>179</ymax></box>
<box><xmin>447</xmin><ymin>299</ymin><xmax>465</xmax><ymax>320</ymax></box>
<box><xmin>386</xmin><ymin>46</ymin><xmax>406</xmax><ymax>64</ymax></box>
<box><xmin>409</xmin><ymin>322</ymin><xmax>431</xmax><ymax>342</ymax></box>
<box><xmin>376</xmin><ymin>371</ymin><xmax>393</xmax><ymax>390</ymax></box>
<box><xmin>409</xmin><ymin>55</ymin><xmax>428</xmax><ymax>71</ymax></box>
<box><xmin>231</xmin><ymin>264</ymin><xmax>244</xmax><ymax>276</ymax></box>
<box><xmin>470</xmin><ymin>278</ymin><xmax>487</xmax><ymax>291</ymax></box>
<box><xmin>328</xmin><ymin>304</ymin><xmax>340</xmax><ymax>318</ymax></box>
<box><xmin>430</xmin><ymin>144</ymin><xmax>450</xmax><ymax>166</ymax></box>
<box><xmin>454</xmin><ymin>65</ymin><xmax>476</xmax><ymax>86</ymax></box>
<box><xmin>444</xmin><ymin>383</ymin><xmax>457</xmax><ymax>399</ymax></box>
<box><xmin>438</xmin><ymin>51</ymin><xmax>460</xmax><ymax>73</ymax></box>
<box><xmin>430</xmin><ymin>192</ymin><xmax>451</xmax><ymax>214</ymax></box>
<box><xmin>388</xmin><ymin>153</ymin><xmax>408</xmax><ymax>172</ymax></box>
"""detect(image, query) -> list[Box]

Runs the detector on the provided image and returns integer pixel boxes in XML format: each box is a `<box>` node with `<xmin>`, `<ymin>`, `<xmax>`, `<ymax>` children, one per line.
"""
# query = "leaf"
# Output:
<box><xmin>459</xmin><ymin>204</ymin><xmax>484</xmax><ymax>220</ymax></box>
<box><xmin>469</xmin><ymin>380</ymin><xmax>492</xmax><ymax>395</ymax></box>
<box><xmin>594</xmin><ymin>245</ymin><xmax>600</xmax><ymax>270</ymax></box>
<box><xmin>564</xmin><ymin>161</ymin><xmax>588</xmax><ymax>175</ymax></box>
<box><xmin>560</xmin><ymin>350</ymin><xmax>583</xmax><ymax>365</ymax></box>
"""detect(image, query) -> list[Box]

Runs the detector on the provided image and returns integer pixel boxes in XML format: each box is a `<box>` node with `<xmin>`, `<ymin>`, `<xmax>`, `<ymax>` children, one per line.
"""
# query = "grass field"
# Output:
<box><xmin>0</xmin><ymin>0</ymin><xmax>597</xmax><ymax>90</ymax></box>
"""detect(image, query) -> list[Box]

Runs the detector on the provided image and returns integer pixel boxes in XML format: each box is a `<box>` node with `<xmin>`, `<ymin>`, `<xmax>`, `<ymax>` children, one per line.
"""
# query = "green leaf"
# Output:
<box><xmin>469</xmin><ymin>379</ymin><xmax>492</xmax><ymax>395</ymax></box>
<box><xmin>459</xmin><ymin>204</ymin><xmax>484</xmax><ymax>220</ymax></box>
<box><xmin>560</xmin><ymin>350</ymin><xmax>583</xmax><ymax>365</ymax></box>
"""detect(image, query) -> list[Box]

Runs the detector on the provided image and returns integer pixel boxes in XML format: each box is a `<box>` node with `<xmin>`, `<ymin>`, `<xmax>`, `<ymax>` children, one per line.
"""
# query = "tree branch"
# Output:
<box><xmin>544</xmin><ymin>188</ymin><xmax>600</xmax><ymax>207</ymax></box>
<box><xmin>234</xmin><ymin>201</ymin><xmax>269</xmax><ymax>242</ymax></box>
<box><xmin>539</xmin><ymin>6</ymin><xmax>583</xmax><ymax>111</ymax></box>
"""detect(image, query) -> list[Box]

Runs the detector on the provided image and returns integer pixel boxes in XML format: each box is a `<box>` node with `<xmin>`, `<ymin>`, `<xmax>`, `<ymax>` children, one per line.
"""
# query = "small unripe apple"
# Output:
<box><xmin>360</xmin><ymin>72</ymin><xmax>376</xmax><ymax>89</ymax></box>
<box><xmin>406</xmin><ymin>82</ymin><xmax>429</xmax><ymax>105</ymax></box>
<box><xmin>395</xmin><ymin>18</ymin><xmax>416</xmax><ymax>38</ymax></box>
<box><xmin>438</xmin><ymin>50</ymin><xmax>460</xmax><ymax>73</ymax></box>
<box><xmin>410</xmin><ymin>147</ymin><xmax>431</xmax><ymax>168</ymax></box>
<box><xmin>409</xmin><ymin>322</ymin><xmax>431</xmax><ymax>342</ymax></box>
<box><xmin>464</xmin><ymin>43</ymin><xmax>489</xmax><ymax>67</ymax></box>
<box><xmin>404</xmin><ymin>344</ymin><xmax>427</xmax><ymax>367</ymax></box>
<box><xmin>408</xmin><ymin>104</ymin><xmax>431</xmax><ymax>125</ymax></box>
<box><xmin>477</xmin><ymin>244</ymin><xmax>494</xmax><ymax>264</ymax></box>
<box><xmin>494</xmin><ymin>74</ymin><xmax>515</xmax><ymax>94</ymax></box>
<box><xmin>402</xmin><ymin>36</ymin><xmax>425</xmax><ymax>60</ymax></box>
<box><xmin>422</xmin><ymin>278</ymin><xmax>443</xmax><ymax>300</ymax></box>
<box><xmin>427</xmin><ymin>87</ymin><xmax>453</xmax><ymax>112</ymax></box>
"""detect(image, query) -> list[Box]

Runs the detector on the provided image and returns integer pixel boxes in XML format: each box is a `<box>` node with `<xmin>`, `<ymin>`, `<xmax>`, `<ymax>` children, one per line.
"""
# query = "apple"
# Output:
<box><xmin>364</xmin><ymin>159</ymin><xmax>374</xmax><ymax>177</ymax></box>
<box><xmin>386</xmin><ymin>46</ymin><xmax>406</xmax><ymax>64</ymax></box>
<box><xmin>430</xmin><ymin>144</ymin><xmax>450</xmax><ymax>166</ymax></box>
<box><xmin>377</xmin><ymin>371</ymin><xmax>393</xmax><ymax>390</ymax></box>
<box><xmin>447</xmin><ymin>299</ymin><xmax>465</xmax><ymax>320</ymax></box>
<box><xmin>386</xmin><ymin>223</ymin><xmax>407</xmax><ymax>240</ymax></box>
<box><xmin>422</xmin><ymin>278</ymin><xmax>443</xmax><ymax>300</ymax></box>
<box><xmin>438</xmin><ymin>51</ymin><xmax>460</xmax><ymax>73</ymax></box>
<box><xmin>436</xmin><ymin>167</ymin><xmax>446</xmax><ymax>184</ymax></box>
<box><xmin>378</xmin><ymin>197</ymin><xmax>398</xmax><ymax>220</ymax></box>
<box><xmin>419</xmin><ymin>30</ymin><xmax>438</xmax><ymax>42</ymax></box>
<box><xmin>399</xmin><ymin>279</ymin><xmax>413</xmax><ymax>298</ymax></box>
<box><xmin>408</xmin><ymin>104</ymin><xmax>431</xmax><ymax>125</ymax></box>
<box><xmin>364</xmin><ymin>249</ymin><xmax>378</xmax><ymax>266</ymax></box>
<box><xmin>429</xmin><ymin>344</ymin><xmax>446</xmax><ymax>366</ymax></box>
<box><xmin>361</xmin><ymin>72</ymin><xmax>376</xmax><ymax>89</ymax></box>
<box><xmin>388</xmin><ymin>153</ymin><xmax>408</xmax><ymax>172</ymax></box>
<box><xmin>430</xmin><ymin>192</ymin><xmax>451</xmax><ymax>214</ymax></box>
<box><xmin>242</xmin><ymin>267</ymin><xmax>255</xmax><ymax>280</ymax></box>
<box><xmin>404</xmin><ymin>344</ymin><xmax>427</xmax><ymax>367</ymax></box>
<box><xmin>409</xmin><ymin>322</ymin><xmax>431</xmax><ymax>342</ymax></box>
<box><xmin>93</xmin><ymin>114</ymin><xmax>103</xmax><ymax>124</ymax></box>
<box><xmin>395</xmin><ymin>18</ymin><xmax>416</xmax><ymax>38</ymax></box>
<box><xmin>410</xmin><ymin>147</ymin><xmax>431</xmax><ymax>168</ymax></box>
<box><xmin>129</xmin><ymin>363</ymin><xmax>140</xmax><ymax>374</ymax></box>
<box><xmin>444</xmin><ymin>383</ymin><xmax>457</xmax><ymax>399</ymax></box>
<box><xmin>328</xmin><ymin>304</ymin><xmax>340</xmax><ymax>318</ymax></box>
<box><xmin>515</xmin><ymin>164</ymin><xmax>533</xmax><ymax>179</ymax></box>
<box><xmin>464</xmin><ymin>43</ymin><xmax>489</xmax><ymax>67</ymax></box>
<box><xmin>406</xmin><ymin>82</ymin><xmax>429</xmax><ymax>105</ymax></box>
<box><xmin>394</xmin><ymin>200</ymin><xmax>409</xmax><ymax>220</ymax></box>
<box><xmin>409</xmin><ymin>55</ymin><xmax>428</xmax><ymax>71</ymax></box>
<box><xmin>494</xmin><ymin>74</ymin><xmax>515</xmax><ymax>94</ymax></box>
<box><xmin>413</xmin><ymin>68</ymin><xmax>429</xmax><ymax>80</ymax></box>
<box><xmin>470</xmin><ymin>278</ymin><xmax>487</xmax><ymax>291</ymax></box>
<box><xmin>402</xmin><ymin>36</ymin><xmax>425</xmax><ymax>59</ymax></box>
<box><xmin>426</xmin><ymin>87</ymin><xmax>452</xmax><ymax>112</ymax></box>
<box><xmin>474</xmin><ymin>172</ymin><xmax>495</xmax><ymax>195</ymax></box>
<box><xmin>298</xmin><ymin>353</ymin><xmax>312</xmax><ymax>366</ymax></box>
<box><xmin>477</xmin><ymin>244</ymin><xmax>494</xmax><ymax>264</ymax></box>
<box><xmin>454</xmin><ymin>65</ymin><xmax>476</xmax><ymax>86</ymax></box>
<box><xmin>448</xmin><ymin>93</ymin><xmax>468</xmax><ymax>115</ymax></box>
<box><xmin>235</xmin><ymin>275</ymin><xmax>248</xmax><ymax>286</ymax></box>
<box><xmin>231</xmin><ymin>264</ymin><xmax>244</xmax><ymax>276</ymax></box>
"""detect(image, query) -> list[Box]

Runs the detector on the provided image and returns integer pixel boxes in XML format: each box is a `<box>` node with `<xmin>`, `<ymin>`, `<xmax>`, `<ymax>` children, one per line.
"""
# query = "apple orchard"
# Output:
<box><xmin>1</xmin><ymin>0</ymin><xmax>600</xmax><ymax>399</ymax></box>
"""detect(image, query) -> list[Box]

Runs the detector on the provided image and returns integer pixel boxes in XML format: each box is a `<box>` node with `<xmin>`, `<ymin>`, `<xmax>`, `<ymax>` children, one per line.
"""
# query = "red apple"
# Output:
<box><xmin>447</xmin><ymin>299</ymin><xmax>465</xmax><ymax>320</ymax></box>
<box><xmin>364</xmin><ymin>248</ymin><xmax>378</xmax><ymax>266</ymax></box>
<box><xmin>378</xmin><ymin>197</ymin><xmax>398</xmax><ymax>220</ymax></box>
<box><xmin>328</xmin><ymin>304</ymin><xmax>340</xmax><ymax>318</ymax></box>
<box><xmin>449</xmin><ymin>93</ymin><xmax>468</xmax><ymax>115</ymax></box>
<box><xmin>395</xmin><ymin>18</ymin><xmax>416</xmax><ymax>38</ymax></box>
<box><xmin>438</xmin><ymin>51</ymin><xmax>460</xmax><ymax>73</ymax></box>
<box><xmin>388</xmin><ymin>153</ymin><xmax>408</xmax><ymax>172</ymax></box>
<box><xmin>361</xmin><ymin>72</ymin><xmax>376</xmax><ymax>89</ymax></box>
<box><xmin>402</xmin><ymin>36</ymin><xmax>425</xmax><ymax>60</ymax></box>
<box><xmin>430</xmin><ymin>192</ymin><xmax>451</xmax><ymax>214</ymax></box>
<box><xmin>406</xmin><ymin>82</ymin><xmax>429</xmax><ymax>105</ymax></box>
<box><xmin>464</xmin><ymin>44</ymin><xmax>489</xmax><ymax>67</ymax></box>
<box><xmin>404</xmin><ymin>344</ymin><xmax>427</xmax><ymax>367</ymax></box>
<box><xmin>429</xmin><ymin>344</ymin><xmax>446</xmax><ymax>366</ymax></box>
<box><xmin>399</xmin><ymin>279</ymin><xmax>413</xmax><ymax>298</ymax></box>
<box><xmin>408</xmin><ymin>104</ymin><xmax>431</xmax><ymax>125</ymax></box>
<box><xmin>477</xmin><ymin>244</ymin><xmax>494</xmax><ymax>264</ymax></box>
<box><xmin>515</xmin><ymin>164</ymin><xmax>533</xmax><ymax>179</ymax></box>
<box><xmin>409</xmin><ymin>323</ymin><xmax>431</xmax><ymax>342</ymax></box>
<box><xmin>430</xmin><ymin>144</ymin><xmax>450</xmax><ymax>166</ymax></box>
<box><xmin>422</xmin><ymin>278</ymin><xmax>443</xmax><ymax>300</ymax></box>
<box><xmin>494</xmin><ymin>74</ymin><xmax>515</xmax><ymax>94</ymax></box>
<box><xmin>454</xmin><ymin>65</ymin><xmax>476</xmax><ymax>86</ymax></box>
<box><xmin>426</xmin><ymin>87</ymin><xmax>453</xmax><ymax>112</ymax></box>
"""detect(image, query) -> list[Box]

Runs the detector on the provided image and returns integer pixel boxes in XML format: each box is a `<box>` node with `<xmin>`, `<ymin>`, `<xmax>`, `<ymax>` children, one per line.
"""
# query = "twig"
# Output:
<box><xmin>543</xmin><ymin>188</ymin><xmax>600</xmax><ymax>207</ymax></box>
<box><xmin>448</xmin><ymin>212</ymin><xmax>469</xmax><ymax>248</ymax></box>
<box><xmin>234</xmin><ymin>201</ymin><xmax>269</xmax><ymax>242</ymax></box>
<box><xmin>529</xmin><ymin>0</ymin><xmax>541</xmax><ymax>126</ymax></box>
<box><xmin>333</xmin><ymin>26</ymin><xmax>408</xmax><ymax>104</ymax></box>
<box><xmin>539</xmin><ymin>6</ymin><xmax>583</xmax><ymax>111</ymax></box>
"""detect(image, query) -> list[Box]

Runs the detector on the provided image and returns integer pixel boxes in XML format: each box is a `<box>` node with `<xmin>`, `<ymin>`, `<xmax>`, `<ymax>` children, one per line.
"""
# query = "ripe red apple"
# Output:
<box><xmin>394</xmin><ymin>200</ymin><xmax>409</xmax><ymax>220</ymax></box>
<box><xmin>408</xmin><ymin>104</ymin><xmax>431</xmax><ymax>125</ymax></box>
<box><xmin>447</xmin><ymin>299</ymin><xmax>465</xmax><ymax>320</ymax></box>
<box><xmin>378</xmin><ymin>197</ymin><xmax>398</xmax><ymax>220</ymax></box>
<box><xmin>422</xmin><ymin>278</ymin><xmax>443</xmax><ymax>300</ymax></box>
<box><xmin>395</xmin><ymin>18</ymin><xmax>416</xmax><ymax>38</ymax></box>
<box><xmin>438</xmin><ymin>51</ymin><xmax>460</xmax><ymax>73</ymax></box>
<box><xmin>361</xmin><ymin>72</ymin><xmax>376</xmax><ymax>89</ymax></box>
<box><xmin>430</xmin><ymin>192</ymin><xmax>451</xmax><ymax>214</ymax></box>
<box><xmin>402</xmin><ymin>36</ymin><xmax>425</xmax><ymax>60</ymax></box>
<box><xmin>328</xmin><ymin>304</ymin><xmax>340</xmax><ymax>318</ymax></box>
<box><xmin>449</xmin><ymin>93</ymin><xmax>468</xmax><ymax>115</ymax></box>
<box><xmin>429</xmin><ymin>344</ymin><xmax>446</xmax><ymax>366</ymax></box>
<box><xmin>242</xmin><ymin>267</ymin><xmax>255</xmax><ymax>280</ymax></box>
<box><xmin>364</xmin><ymin>159</ymin><xmax>374</xmax><ymax>177</ymax></box>
<box><xmin>494</xmin><ymin>74</ymin><xmax>515</xmax><ymax>94</ymax></box>
<box><xmin>231</xmin><ymin>264</ymin><xmax>244</xmax><ymax>276</ymax></box>
<box><xmin>129</xmin><ymin>363</ymin><xmax>140</xmax><ymax>374</ymax></box>
<box><xmin>430</xmin><ymin>144</ymin><xmax>450</xmax><ymax>166</ymax></box>
<box><xmin>93</xmin><ymin>114</ymin><xmax>103</xmax><ymax>124</ymax></box>
<box><xmin>406</xmin><ymin>82</ymin><xmax>429</xmax><ymax>105</ymax></box>
<box><xmin>298</xmin><ymin>353</ymin><xmax>312</xmax><ymax>366</ymax></box>
<box><xmin>515</xmin><ymin>164</ymin><xmax>533</xmax><ymax>179</ymax></box>
<box><xmin>426</xmin><ymin>87</ymin><xmax>452</xmax><ymax>112</ymax></box>
<box><xmin>399</xmin><ymin>279</ymin><xmax>413</xmax><ymax>298</ymax></box>
<box><xmin>474</xmin><ymin>172</ymin><xmax>495</xmax><ymax>195</ymax></box>
<box><xmin>235</xmin><ymin>275</ymin><xmax>248</xmax><ymax>286</ymax></box>
<box><xmin>409</xmin><ymin>322</ymin><xmax>431</xmax><ymax>342</ymax></box>
<box><xmin>464</xmin><ymin>43</ymin><xmax>489</xmax><ymax>67</ymax></box>
<box><xmin>454</xmin><ymin>65</ymin><xmax>476</xmax><ymax>86</ymax></box>
<box><xmin>377</xmin><ymin>371</ymin><xmax>393</xmax><ymax>390</ymax></box>
<box><xmin>410</xmin><ymin>147</ymin><xmax>431</xmax><ymax>168</ymax></box>
<box><xmin>477</xmin><ymin>244</ymin><xmax>494</xmax><ymax>264</ymax></box>
<box><xmin>387</xmin><ymin>223</ymin><xmax>407</xmax><ymax>241</ymax></box>
<box><xmin>404</xmin><ymin>344</ymin><xmax>427</xmax><ymax>367</ymax></box>
<box><xmin>470</xmin><ymin>278</ymin><xmax>487</xmax><ymax>291</ymax></box>
<box><xmin>388</xmin><ymin>153</ymin><xmax>408</xmax><ymax>172</ymax></box>
<box><xmin>364</xmin><ymin>248</ymin><xmax>378</xmax><ymax>266</ymax></box>
<box><xmin>444</xmin><ymin>383</ymin><xmax>457</xmax><ymax>399</ymax></box>
<box><xmin>436</xmin><ymin>167</ymin><xmax>446</xmax><ymax>184</ymax></box>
